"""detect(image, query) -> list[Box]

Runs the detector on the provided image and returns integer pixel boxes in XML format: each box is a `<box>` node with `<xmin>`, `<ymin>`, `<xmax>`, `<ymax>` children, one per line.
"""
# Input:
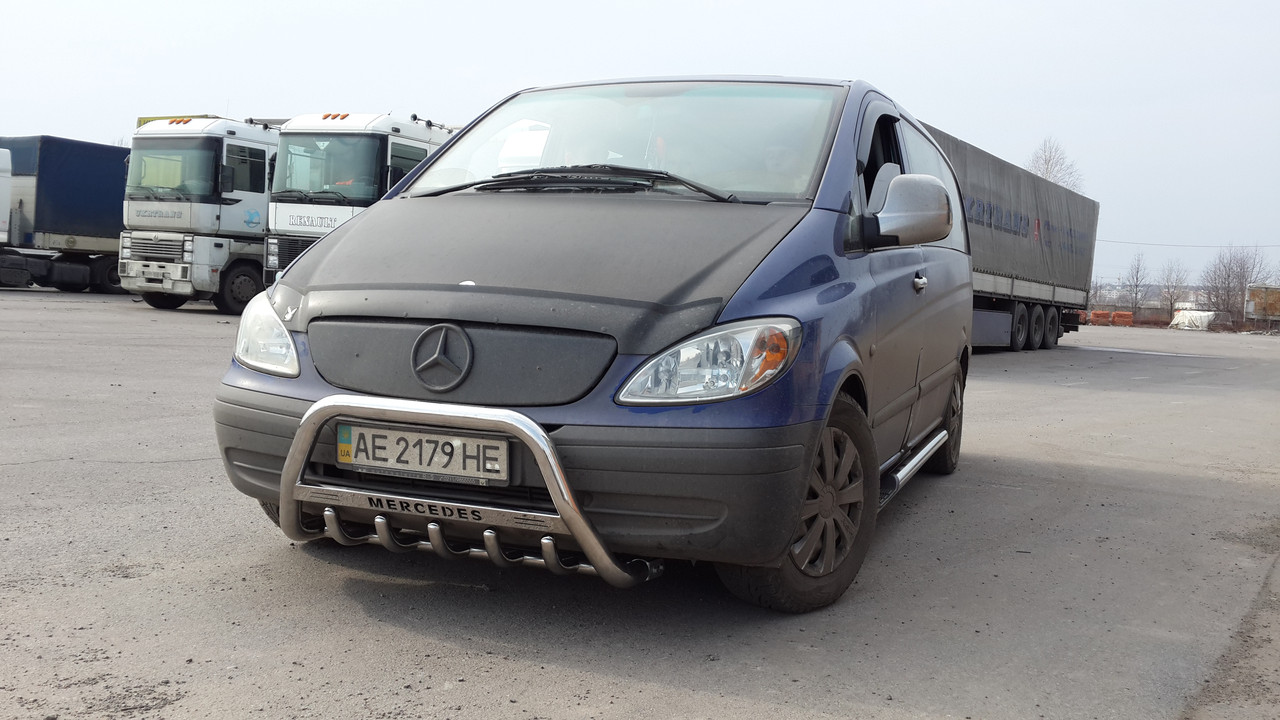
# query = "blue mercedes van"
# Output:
<box><xmin>215</xmin><ymin>77</ymin><xmax>972</xmax><ymax>612</ymax></box>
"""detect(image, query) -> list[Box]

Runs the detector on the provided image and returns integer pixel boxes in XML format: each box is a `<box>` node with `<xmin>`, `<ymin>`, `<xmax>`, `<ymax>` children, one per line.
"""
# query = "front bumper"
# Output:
<box><xmin>215</xmin><ymin>383</ymin><xmax>820</xmax><ymax>584</ymax></box>
<box><xmin>120</xmin><ymin>260</ymin><xmax>196</xmax><ymax>297</ymax></box>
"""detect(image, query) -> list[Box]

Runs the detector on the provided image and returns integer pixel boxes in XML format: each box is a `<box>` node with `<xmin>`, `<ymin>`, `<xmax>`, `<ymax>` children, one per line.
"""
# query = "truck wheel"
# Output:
<box><xmin>715</xmin><ymin>393</ymin><xmax>878</xmax><ymax>613</ymax></box>
<box><xmin>90</xmin><ymin>255</ymin><xmax>128</xmax><ymax>294</ymax></box>
<box><xmin>142</xmin><ymin>293</ymin><xmax>188</xmax><ymax>310</ymax></box>
<box><xmin>1010</xmin><ymin>303</ymin><xmax>1029</xmax><ymax>351</ymax></box>
<box><xmin>53</xmin><ymin>282</ymin><xmax>90</xmax><ymax>293</ymax></box>
<box><xmin>214</xmin><ymin>264</ymin><xmax>264</xmax><ymax>315</ymax></box>
<box><xmin>1041</xmin><ymin>307</ymin><xmax>1060</xmax><ymax>349</ymax></box>
<box><xmin>1028</xmin><ymin>305</ymin><xmax>1045</xmax><ymax>350</ymax></box>
<box><xmin>924</xmin><ymin>374</ymin><xmax>964</xmax><ymax>475</ymax></box>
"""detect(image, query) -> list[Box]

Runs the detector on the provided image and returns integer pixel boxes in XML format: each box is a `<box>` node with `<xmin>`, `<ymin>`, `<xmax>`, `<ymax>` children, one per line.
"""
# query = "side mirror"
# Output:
<box><xmin>388</xmin><ymin>166</ymin><xmax>407</xmax><ymax>186</ymax></box>
<box><xmin>219</xmin><ymin>165</ymin><xmax>236</xmax><ymax>194</ymax></box>
<box><xmin>862</xmin><ymin>174</ymin><xmax>952</xmax><ymax>249</ymax></box>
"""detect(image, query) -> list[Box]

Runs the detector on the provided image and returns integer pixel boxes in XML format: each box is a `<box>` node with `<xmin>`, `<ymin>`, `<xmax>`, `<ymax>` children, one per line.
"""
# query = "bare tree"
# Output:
<box><xmin>1200</xmin><ymin>245</ymin><xmax>1272</xmax><ymax>324</ymax></box>
<box><xmin>1119</xmin><ymin>253</ymin><xmax>1151</xmax><ymax>313</ymax></box>
<box><xmin>1087</xmin><ymin>276</ymin><xmax>1103</xmax><ymax>310</ymax></box>
<box><xmin>1157</xmin><ymin>259</ymin><xmax>1190</xmax><ymax>321</ymax></box>
<box><xmin>1025</xmin><ymin>137</ymin><xmax>1083</xmax><ymax>192</ymax></box>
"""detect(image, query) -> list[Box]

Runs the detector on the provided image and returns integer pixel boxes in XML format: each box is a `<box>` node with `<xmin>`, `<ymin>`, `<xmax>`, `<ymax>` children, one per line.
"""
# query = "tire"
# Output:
<box><xmin>260</xmin><ymin>501</ymin><xmax>281</xmax><ymax>526</ymax></box>
<box><xmin>1010</xmin><ymin>303</ymin><xmax>1029</xmax><ymax>351</ymax></box>
<box><xmin>142</xmin><ymin>292</ymin><xmax>188</xmax><ymax>310</ymax></box>
<box><xmin>1040</xmin><ymin>307</ymin><xmax>1060</xmax><ymax>349</ymax></box>
<box><xmin>924</xmin><ymin>374</ymin><xmax>964</xmax><ymax>475</ymax></box>
<box><xmin>213</xmin><ymin>264</ymin><xmax>263</xmax><ymax>315</ymax></box>
<box><xmin>1028</xmin><ymin>304</ymin><xmax>1045</xmax><ymax>351</ymax></box>
<box><xmin>716</xmin><ymin>393</ymin><xmax>878</xmax><ymax>613</ymax></box>
<box><xmin>53</xmin><ymin>283</ymin><xmax>90</xmax><ymax>293</ymax></box>
<box><xmin>90</xmin><ymin>255</ymin><xmax>128</xmax><ymax>294</ymax></box>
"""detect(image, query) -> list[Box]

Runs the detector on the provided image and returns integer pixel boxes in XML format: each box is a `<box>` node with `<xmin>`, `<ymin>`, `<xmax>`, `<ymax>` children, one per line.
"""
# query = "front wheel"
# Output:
<box><xmin>716</xmin><ymin>393</ymin><xmax>878</xmax><ymax>613</ymax></box>
<box><xmin>213</xmin><ymin>264</ymin><xmax>264</xmax><ymax>315</ymax></box>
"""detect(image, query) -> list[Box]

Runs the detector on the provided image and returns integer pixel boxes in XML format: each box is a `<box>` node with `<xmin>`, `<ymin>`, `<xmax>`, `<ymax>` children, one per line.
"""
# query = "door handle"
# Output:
<box><xmin>913</xmin><ymin>275</ymin><xmax>928</xmax><ymax>292</ymax></box>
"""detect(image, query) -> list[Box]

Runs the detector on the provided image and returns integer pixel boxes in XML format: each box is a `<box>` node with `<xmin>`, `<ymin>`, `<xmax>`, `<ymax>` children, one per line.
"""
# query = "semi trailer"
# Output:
<box><xmin>925</xmin><ymin>124</ymin><xmax>1100</xmax><ymax>350</ymax></box>
<box><xmin>0</xmin><ymin>136</ymin><xmax>129</xmax><ymax>293</ymax></box>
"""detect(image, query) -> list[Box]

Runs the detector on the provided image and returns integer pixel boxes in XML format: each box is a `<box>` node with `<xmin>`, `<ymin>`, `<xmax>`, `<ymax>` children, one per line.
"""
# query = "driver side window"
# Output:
<box><xmin>861</xmin><ymin>115</ymin><xmax>902</xmax><ymax>209</ymax></box>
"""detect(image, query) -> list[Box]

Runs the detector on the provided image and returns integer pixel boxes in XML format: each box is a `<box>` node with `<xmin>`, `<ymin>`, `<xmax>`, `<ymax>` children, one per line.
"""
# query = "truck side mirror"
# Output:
<box><xmin>862</xmin><ymin>174</ymin><xmax>952</xmax><ymax>249</ymax></box>
<box><xmin>219</xmin><ymin>165</ymin><xmax>236</xmax><ymax>194</ymax></box>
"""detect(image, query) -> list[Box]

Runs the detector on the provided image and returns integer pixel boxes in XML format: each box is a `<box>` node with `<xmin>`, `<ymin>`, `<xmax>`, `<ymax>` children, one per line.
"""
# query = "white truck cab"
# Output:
<box><xmin>265</xmin><ymin>113</ymin><xmax>452</xmax><ymax>283</ymax></box>
<box><xmin>119</xmin><ymin>117</ymin><xmax>279</xmax><ymax>313</ymax></box>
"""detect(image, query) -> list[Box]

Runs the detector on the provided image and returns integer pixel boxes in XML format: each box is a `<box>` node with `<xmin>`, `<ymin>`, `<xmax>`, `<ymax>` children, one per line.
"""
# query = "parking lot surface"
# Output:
<box><xmin>1</xmin><ymin>288</ymin><xmax>1277</xmax><ymax>719</ymax></box>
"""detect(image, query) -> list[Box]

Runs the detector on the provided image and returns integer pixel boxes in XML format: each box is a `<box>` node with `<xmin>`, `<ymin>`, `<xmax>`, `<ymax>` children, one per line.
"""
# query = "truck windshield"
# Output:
<box><xmin>409</xmin><ymin>81</ymin><xmax>845</xmax><ymax>203</ymax></box>
<box><xmin>127</xmin><ymin>136</ymin><xmax>219</xmax><ymax>202</ymax></box>
<box><xmin>273</xmin><ymin>133</ymin><xmax>381</xmax><ymax>206</ymax></box>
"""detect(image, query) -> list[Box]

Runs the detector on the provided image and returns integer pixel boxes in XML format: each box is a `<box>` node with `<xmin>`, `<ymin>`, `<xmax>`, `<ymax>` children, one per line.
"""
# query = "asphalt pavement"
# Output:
<box><xmin>1</xmin><ymin>288</ymin><xmax>1277</xmax><ymax>720</ymax></box>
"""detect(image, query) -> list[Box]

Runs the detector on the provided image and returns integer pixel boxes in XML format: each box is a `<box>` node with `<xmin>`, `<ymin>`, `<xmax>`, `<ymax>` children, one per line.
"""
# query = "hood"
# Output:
<box><xmin>279</xmin><ymin>193</ymin><xmax>809</xmax><ymax>354</ymax></box>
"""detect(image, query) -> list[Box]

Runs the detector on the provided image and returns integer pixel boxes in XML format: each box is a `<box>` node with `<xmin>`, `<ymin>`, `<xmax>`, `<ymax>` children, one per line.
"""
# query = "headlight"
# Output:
<box><xmin>617</xmin><ymin>318</ymin><xmax>801</xmax><ymax>405</ymax></box>
<box><xmin>234</xmin><ymin>292</ymin><xmax>300</xmax><ymax>377</ymax></box>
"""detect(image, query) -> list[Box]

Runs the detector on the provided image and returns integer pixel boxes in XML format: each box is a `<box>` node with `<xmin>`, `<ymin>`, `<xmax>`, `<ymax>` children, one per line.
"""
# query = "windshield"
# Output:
<box><xmin>409</xmin><ymin>81</ymin><xmax>845</xmax><ymax>203</ymax></box>
<box><xmin>126</xmin><ymin>136</ymin><xmax>219</xmax><ymax>202</ymax></box>
<box><xmin>273</xmin><ymin>133</ymin><xmax>382</xmax><ymax>205</ymax></box>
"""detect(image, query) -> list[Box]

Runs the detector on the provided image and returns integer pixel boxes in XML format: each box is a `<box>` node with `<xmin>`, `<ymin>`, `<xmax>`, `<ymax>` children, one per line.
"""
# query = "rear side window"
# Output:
<box><xmin>901</xmin><ymin>124</ymin><xmax>966</xmax><ymax>252</ymax></box>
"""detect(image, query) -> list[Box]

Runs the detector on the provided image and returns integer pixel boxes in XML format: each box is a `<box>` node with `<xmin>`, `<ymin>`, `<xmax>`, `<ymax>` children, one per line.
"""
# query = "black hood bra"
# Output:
<box><xmin>280</xmin><ymin>193</ymin><xmax>809</xmax><ymax>355</ymax></box>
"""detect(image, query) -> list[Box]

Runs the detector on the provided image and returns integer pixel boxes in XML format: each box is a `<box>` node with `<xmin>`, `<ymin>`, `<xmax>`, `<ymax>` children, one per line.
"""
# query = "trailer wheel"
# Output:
<box><xmin>1010</xmin><ymin>303</ymin><xmax>1029</xmax><ymax>351</ymax></box>
<box><xmin>53</xmin><ymin>282</ymin><xmax>90</xmax><ymax>293</ymax></box>
<box><xmin>715</xmin><ymin>393</ymin><xmax>878</xmax><ymax>613</ymax></box>
<box><xmin>142</xmin><ymin>293</ymin><xmax>188</xmax><ymax>310</ymax></box>
<box><xmin>1028</xmin><ymin>305</ymin><xmax>1045</xmax><ymax>350</ymax></box>
<box><xmin>213</xmin><ymin>264</ymin><xmax>264</xmax><ymax>315</ymax></box>
<box><xmin>1041</xmin><ymin>307</ymin><xmax>1060</xmax><ymax>349</ymax></box>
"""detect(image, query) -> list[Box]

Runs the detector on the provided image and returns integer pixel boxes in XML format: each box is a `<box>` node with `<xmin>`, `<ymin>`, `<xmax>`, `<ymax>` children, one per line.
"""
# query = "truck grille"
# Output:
<box><xmin>276</xmin><ymin>236</ymin><xmax>315</xmax><ymax>270</ymax></box>
<box><xmin>129</xmin><ymin>236</ymin><xmax>183</xmax><ymax>261</ymax></box>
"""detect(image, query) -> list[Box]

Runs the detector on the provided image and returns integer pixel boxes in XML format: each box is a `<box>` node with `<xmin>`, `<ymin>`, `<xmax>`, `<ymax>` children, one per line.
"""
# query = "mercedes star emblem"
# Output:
<box><xmin>410</xmin><ymin>323</ymin><xmax>473</xmax><ymax>392</ymax></box>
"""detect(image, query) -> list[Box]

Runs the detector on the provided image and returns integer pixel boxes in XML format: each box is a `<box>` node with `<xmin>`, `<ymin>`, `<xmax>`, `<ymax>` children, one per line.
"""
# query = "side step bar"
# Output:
<box><xmin>878</xmin><ymin>428</ymin><xmax>949</xmax><ymax>509</ymax></box>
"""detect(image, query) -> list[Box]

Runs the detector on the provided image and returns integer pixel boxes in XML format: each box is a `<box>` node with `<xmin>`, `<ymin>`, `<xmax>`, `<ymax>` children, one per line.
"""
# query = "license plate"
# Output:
<box><xmin>141</xmin><ymin>269</ymin><xmax>166</xmax><ymax>279</ymax></box>
<box><xmin>336</xmin><ymin>423</ymin><xmax>510</xmax><ymax>486</ymax></box>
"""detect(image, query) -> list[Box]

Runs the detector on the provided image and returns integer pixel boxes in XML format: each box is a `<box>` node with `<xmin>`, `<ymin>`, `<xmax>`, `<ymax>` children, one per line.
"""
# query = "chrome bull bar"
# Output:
<box><xmin>278</xmin><ymin>394</ymin><xmax>662</xmax><ymax>588</ymax></box>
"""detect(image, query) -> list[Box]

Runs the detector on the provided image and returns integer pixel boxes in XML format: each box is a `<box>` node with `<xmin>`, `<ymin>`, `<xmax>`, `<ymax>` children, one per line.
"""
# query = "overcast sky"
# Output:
<box><xmin>4</xmin><ymin>0</ymin><xmax>1277</xmax><ymax>282</ymax></box>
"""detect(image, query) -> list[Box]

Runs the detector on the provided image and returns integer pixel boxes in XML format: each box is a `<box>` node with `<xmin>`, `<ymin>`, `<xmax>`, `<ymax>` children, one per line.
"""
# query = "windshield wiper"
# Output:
<box><xmin>546</xmin><ymin>164</ymin><xmax>740</xmax><ymax>203</ymax></box>
<box><xmin>409</xmin><ymin>165</ymin><xmax>739</xmax><ymax>202</ymax></box>
<box><xmin>272</xmin><ymin>189</ymin><xmax>308</xmax><ymax>201</ymax></box>
<box><xmin>309</xmin><ymin>190</ymin><xmax>349</xmax><ymax>202</ymax></box>
<box><xmin>126</xmin><ymin>185</ymin><xmax>160</xmax><ymax>200</ymax></box>
<box><xmin>410</xmin><ymin>172</ymin><xmax>646</xmax><ymax>197</ymax></box>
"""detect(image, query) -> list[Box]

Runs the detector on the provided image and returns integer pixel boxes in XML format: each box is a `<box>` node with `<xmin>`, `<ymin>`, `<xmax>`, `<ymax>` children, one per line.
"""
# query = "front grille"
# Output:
<box><xmin>276</xmin><ymin>236</ymin><xmax>315</xmax><ymax>269</ymax></box>
<box><xmin>308</xmin><ymin>320</ymin><xmax>617</xmax><ymax>406</ymax></box>
<box><xmin>130</xmin><ymin>236</ymin><xmax>182</xmax><ymax>261</ymax></box>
